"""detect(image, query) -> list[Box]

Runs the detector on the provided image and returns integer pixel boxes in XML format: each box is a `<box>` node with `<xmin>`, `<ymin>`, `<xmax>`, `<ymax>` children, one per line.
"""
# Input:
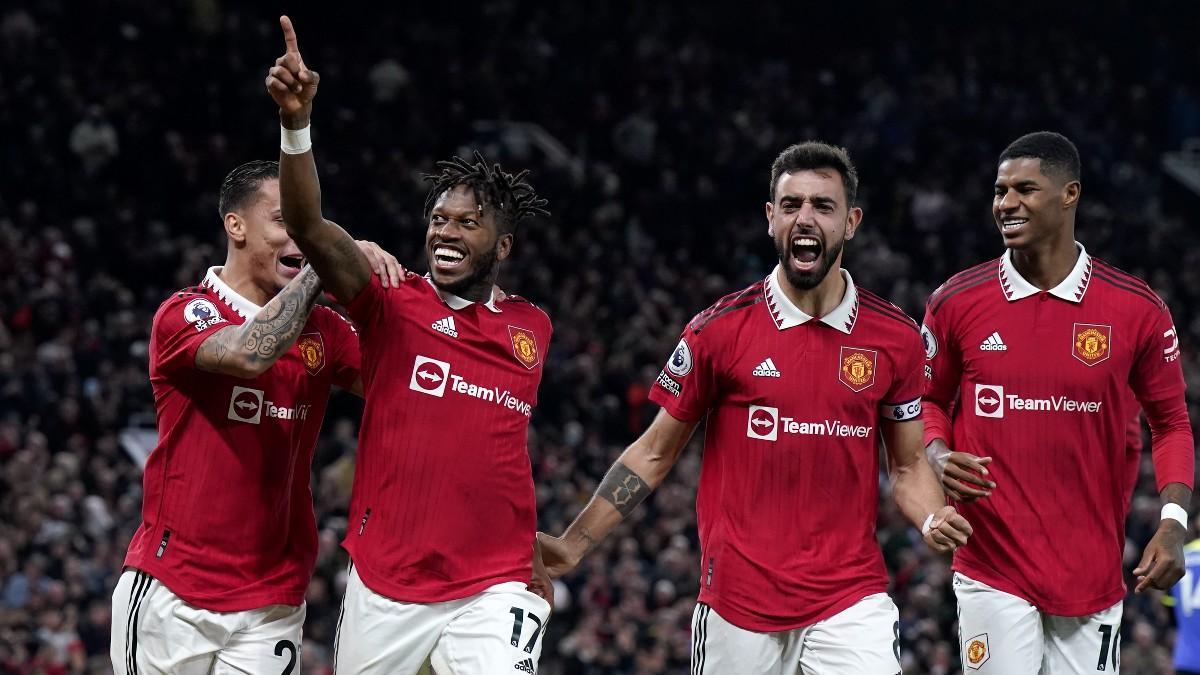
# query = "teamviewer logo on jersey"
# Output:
<box><xmin>974</xmin><ymin>384</ymin><xmax>1004</xmax><ymax>418</ymax></box>
<box><xmin>746</xmin><ymin>405</ymin><xmax>779</xmax><ymax>441</ymax></box>
<box><xmin>409</xmin><ymin>355</ymin><xmax>451</xmax><ymax>397</ymax></box>
<box><xmin>227</xmin><ymin>386</ymin><xmax>264</xmax><ymax>424</ymax></box>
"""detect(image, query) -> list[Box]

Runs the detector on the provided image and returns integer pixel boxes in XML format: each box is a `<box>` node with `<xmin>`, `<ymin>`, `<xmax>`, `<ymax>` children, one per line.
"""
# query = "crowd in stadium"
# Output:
<box><xmin>3</xmin><ymin>1</ymin><xmax>1200</xmax><ymax>672</ymax></box>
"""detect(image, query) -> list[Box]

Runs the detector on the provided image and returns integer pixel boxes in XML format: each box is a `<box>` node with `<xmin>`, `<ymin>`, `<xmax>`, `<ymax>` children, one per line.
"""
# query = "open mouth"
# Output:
<box><xmin>432</xmin><ymin>245</ymin><xmax>467</xmax><ymax>271</ymax></box>
<box><xmin>790</xmin><ymin>235</ymin><xmax>822</xmax><ymax>268</ymax></box>
<box><xmin>279</xmin><ymin>254</ymin><xmax>305</xmax><ymax>270</ymax></box>
<box><xmin>1000</xmin><ymin>217</ymin><xmax>1029</xmax><ymax>235</ymax></box>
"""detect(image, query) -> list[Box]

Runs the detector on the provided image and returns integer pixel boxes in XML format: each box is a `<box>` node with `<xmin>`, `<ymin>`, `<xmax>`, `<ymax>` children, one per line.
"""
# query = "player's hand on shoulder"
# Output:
<box><xmin>265</xmin><ymin>16</ymin><xmax>319</xmax><ymax>122</ymax></box>
<box><xmin>536</xmin><ymin>532</ymin><xmax>579</xmax><ymax>579</ymax></box>
<box><xmin>941</xmin><ymin>451</ymin><xmax>994</xmax><ymax>502</ymax></box>
<box><xmin>1133</xmin><ymin>519</ymin><xmax>1187</xmax><ymax>592</ymax></box>
<box><xmin>355</xmin><ymin>240</ymin><xmax>404</xmax><ymax>288</ymax></box>
<box><xmin>924</xmin><ymin>505</ymin><xmax>972</xmax><ymax>554</ymax></box>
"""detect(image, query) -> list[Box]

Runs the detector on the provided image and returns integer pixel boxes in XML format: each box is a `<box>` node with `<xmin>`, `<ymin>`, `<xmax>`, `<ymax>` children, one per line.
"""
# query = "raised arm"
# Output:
<box><xmin>195</xmin><ymin>266</ymin><xmax>322</xmax><ymax>378</ymax></box>
<box><xmin>537</xmin><ymin>409</ymin><xmax>699</xmax><ymax>578</ymax></box>
<box><xmin>265</xmin><ymin>15</ymin><xmax>371</xmax><ymax>303</ymax></box>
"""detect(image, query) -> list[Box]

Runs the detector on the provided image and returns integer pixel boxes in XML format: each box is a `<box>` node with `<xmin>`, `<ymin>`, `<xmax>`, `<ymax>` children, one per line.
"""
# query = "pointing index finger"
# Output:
<box><xmin>280</xmin><ymin>16</ymin><xmax>300</xmax><ymax>55</ymax></box>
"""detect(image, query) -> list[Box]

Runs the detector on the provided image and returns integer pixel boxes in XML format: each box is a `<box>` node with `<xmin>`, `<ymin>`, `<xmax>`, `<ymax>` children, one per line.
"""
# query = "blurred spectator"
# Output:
<box><xmin>2</xmin><ymin>1</ymin><xmax>1198</xmax><ymax>672</ymax></box>
<box><xmin>68</xmin><ymin>106</ymin><xmax>119</xmax><ymax>175</ymax></box>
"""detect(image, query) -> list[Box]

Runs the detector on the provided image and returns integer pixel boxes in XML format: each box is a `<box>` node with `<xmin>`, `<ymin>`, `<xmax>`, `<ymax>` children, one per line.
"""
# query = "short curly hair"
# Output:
<box><xmin>999</xmin><ymin>131</ymin><xmax>1081</xmax><ymax>182</ymax></box>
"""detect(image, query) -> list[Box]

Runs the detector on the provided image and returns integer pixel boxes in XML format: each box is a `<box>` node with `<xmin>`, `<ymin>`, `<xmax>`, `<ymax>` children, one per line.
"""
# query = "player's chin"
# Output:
<box><xmin>782</xmin><ymin>254</ymin><xmax>828</xmax><ymax>289</ymax></box>
<box><xmin>429</xmin><ymin>265</ymin><xmax>467</xmax><ymax>289</ymax></box>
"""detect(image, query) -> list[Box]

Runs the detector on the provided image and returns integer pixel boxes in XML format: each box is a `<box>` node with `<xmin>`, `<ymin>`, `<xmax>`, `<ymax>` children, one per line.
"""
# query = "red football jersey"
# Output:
<box><xmin>923</xmin><ymin>245</ymin><xmax>1193</xmax><ymax>616</ymax></box>
<box><xmin>649</xmin><ymin>268</ymin><xmax>925</xmax><ymax>631</ymax></box>
<box><xmin>340</xmin><ymin>273</ymin><xmax>551</xmax><ymax>603</ymax></box>
<box><xmin>126</xmin><ymin>267</ymin><xmax>360</xmax><ymax>611</ymax></box>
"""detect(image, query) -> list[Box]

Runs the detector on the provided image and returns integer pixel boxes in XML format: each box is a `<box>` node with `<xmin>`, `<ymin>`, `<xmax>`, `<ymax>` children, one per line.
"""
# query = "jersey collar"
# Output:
<box><xmin>999</xmin><ymin>242</ymin><xmax>1093</xmax><ymax>303</ymax></box>
<box><xmin>202</xmin><ymin>266</ymin><xmax>261</xmax><ymax>318</ymax></box>
<box><xmin>424</xmin><ymin>276</ymin><xmax>501</xmax><ymax>313</ymax></box>
<box><xmin>764</xmin><ymin>266</ymin><xmax>859</xmax><ymax>334</ymax></box>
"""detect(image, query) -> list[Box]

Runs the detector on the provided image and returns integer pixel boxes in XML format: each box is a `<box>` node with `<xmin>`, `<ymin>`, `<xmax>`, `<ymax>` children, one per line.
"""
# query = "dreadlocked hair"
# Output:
<box><xmin>422</xmin><ymin>151</ymin><xmax>550</xmax><ymax>234</ymax></box>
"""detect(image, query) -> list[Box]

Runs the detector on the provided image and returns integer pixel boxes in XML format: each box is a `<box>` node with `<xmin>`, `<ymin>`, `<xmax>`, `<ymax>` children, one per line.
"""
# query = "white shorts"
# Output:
<box><xmin>334</xmin><ymin>563</ymin><xmax>552</xmax><ymax>674</ymax></box>
<box><xmin>954</xmin><ymin>572</ymin><xmax>1123</xmax><ymax>673</ymax></box>
<box><xmin>110</xmin><ymin>569</ymin><xmax>306</xmax><ymax>675</ymax></box>
<box><xmin>691</xmin><ymin>593</ymin><xmax>901</xmax><ymax>674</ymax></box>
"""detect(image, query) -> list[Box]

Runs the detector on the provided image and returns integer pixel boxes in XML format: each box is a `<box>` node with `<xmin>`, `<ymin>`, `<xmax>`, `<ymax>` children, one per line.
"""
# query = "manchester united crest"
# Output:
<box><xmin>507</xmin><ymin>325</ymin><xmax>540</xmax><ymax>370</ymax></box>
<box><xmin>964</xmin><ymin>634</ymin><xmax>989</xmax><ymax>669</ymax></box>
<box><xmin>1072</xmin><ymin>323</ymin><xmax>1111</xmax><ymax>366</ymax></box>
<box><xmin>296</xmin><ymin>333</ymin><xmax>325</xmax><ymax>375</ymax></box>
<box><xmin>838</xmin><ymin>346</ymin><xmax>878</xmax><ymax>393</ymax></box>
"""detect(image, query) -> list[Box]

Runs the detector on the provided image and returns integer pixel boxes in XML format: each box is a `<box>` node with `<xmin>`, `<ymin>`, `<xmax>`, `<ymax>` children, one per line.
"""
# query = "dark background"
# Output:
<box><xmin>2</xmin><ymin>1</ymin><xmax>1200</xmax><ymax>672</ymax></box>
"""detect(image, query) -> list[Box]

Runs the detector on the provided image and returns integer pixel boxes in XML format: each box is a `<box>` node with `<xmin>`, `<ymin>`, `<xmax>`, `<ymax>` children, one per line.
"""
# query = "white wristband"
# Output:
<box><xmin>281</xmin><ymin>125</ymin><xmax>312</xmax><ymax>155</ymax></box>
<box><xmin>921</xmin><ymin>513</ymin><xmax>936</xmax><ymax>536</ymax></box>
<box><xmin>1162</xmin><ymin>503</ymin><xmax>1189</xmax><ymax>528</ymax></box>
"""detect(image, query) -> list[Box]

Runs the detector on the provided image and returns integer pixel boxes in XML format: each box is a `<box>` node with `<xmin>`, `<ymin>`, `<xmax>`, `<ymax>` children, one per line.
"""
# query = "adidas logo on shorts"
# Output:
<box><xmin>432</xmin><ymin>316</ymin><xmax>458</xmax><ymax>338</ymax></box>
<box><xmin>752</xmin><ymin>357</ymin><xmax>781</xmax><ymax>377</ymax></box>
<box><xmin>513</xmin><ymin>658</ymin><xmax>536</xmax><ymax>673</ymax></box>
<box><xmin>979</xmin><ymin>331</ymin><xmax>1007</xmax><ymax>352</ymax></box>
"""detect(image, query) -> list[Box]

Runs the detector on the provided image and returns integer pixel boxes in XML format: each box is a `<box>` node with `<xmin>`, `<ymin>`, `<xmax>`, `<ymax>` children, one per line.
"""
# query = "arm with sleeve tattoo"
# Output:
<box><xmin>537</xmin><ymin>409</ymin><xmax>698</xmax><ymax>577</ymax></box>
<box><xmin>194</xmin><ymin>265</ymin><xmax>323</xmax><ymax>378</ymax></box>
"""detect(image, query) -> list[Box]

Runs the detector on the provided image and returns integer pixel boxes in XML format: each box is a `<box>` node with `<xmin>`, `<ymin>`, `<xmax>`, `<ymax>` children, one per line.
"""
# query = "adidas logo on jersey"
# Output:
<box><xmin>432</xmin><ymin>316</ymin><xmax>458</xmax><ymax>338</ymax></box>
<box><xmin>752</xmin><ymin>357</ymin><xmax>781</xmax><ymax>377</ymax></box>
<box><xmin>513</xmin><ymin>658</ymin><xmax>535</xmax><ymax>673</ymax></box>
<box><xmin>979</xmin><ymin>332</ymin><xmax>1007</xmax><ymax>351</ymax></box>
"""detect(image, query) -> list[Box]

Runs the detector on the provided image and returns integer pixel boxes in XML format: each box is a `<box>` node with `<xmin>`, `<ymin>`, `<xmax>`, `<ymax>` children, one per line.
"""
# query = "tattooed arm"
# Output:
<box><xmin>194</xmin><ymin>265</ymin><xmax>323</xmax><ymax>378</ymax></box>
<box><xmin>536</xmin><ymin>409</ymin><xmax>699</xmax><ymax>578</ymax></box>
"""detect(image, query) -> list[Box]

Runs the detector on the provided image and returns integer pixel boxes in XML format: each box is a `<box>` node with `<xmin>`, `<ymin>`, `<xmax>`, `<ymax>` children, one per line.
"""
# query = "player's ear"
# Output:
<box><xmin>224</xmin><ymin>213</ymin><xmax>247</xmax><ymax>244</ymax></box>
<box><xmin>844</xmin><ymin>206</ymin><xmax>863</xmax><ymax>240</ymax></box>
<box><xmin>495</xmin><ymin>231</ymin><xmax>513</xmax><ymax>262</ymax></box>
<box><xmin>1062</xmin><ymin>180</ymin><xmax>1081</xmax><ymax>210</ymax></box>
<box><xmin>765</xmin><ymin>201</ymin><xmax>775</xmax><ymax>237</ymax></box>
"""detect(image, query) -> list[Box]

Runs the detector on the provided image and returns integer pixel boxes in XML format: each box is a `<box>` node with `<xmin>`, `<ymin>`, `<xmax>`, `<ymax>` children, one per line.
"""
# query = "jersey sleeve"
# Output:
<box><xmin>1130</xmin><ymin>305</ymin><xmax>1194</xmax><ymax>490</ymax></box>
<box><xmin>343</xmin><ymin>273</ymin><xmax>391</xmax><ymax>336</ymax></box>
<box><xmin>317</xmin><ymin>306</ymin><xmax>362</xmax><ymax>390</ymax></box>
<box><xmin>151</xmin><ymin>291</ymin><xmax>234</xmax><ymax>377</ymax></box>
<box><xmin>648</xmin><ymin>319</ymin><xmax>720</xmax><ymax>423</ymax></box>
<box><xmin>880</xmin><ymin>324</ymin><xmax>924</xmax><ymax>422</ymax></box>
<box><xmin>921</xmin><ymin>301</ymin><xmax>961</xmax><ymax>446</ymax></box>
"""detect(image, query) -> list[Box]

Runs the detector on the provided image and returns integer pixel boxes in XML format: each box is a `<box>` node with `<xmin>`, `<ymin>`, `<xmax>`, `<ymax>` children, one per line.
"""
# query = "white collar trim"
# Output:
<box><xmin>202</xmin><ymin>266</ymin><xmax>261</xmax><ymax>318</ymax></box>
<box><xmin>764</xmin><ymin>266</ymin><xmax>859</xmax><ymax>334</ymax></box>
<box><xmin>424</xmin><ymin>276</ymin><xmax>501</xmax><ymax>313</ymax></box>
<box><xmin>999</xmin><ymin>243</ymin><xmax>1093</xmax><ymax>303</ymax></box>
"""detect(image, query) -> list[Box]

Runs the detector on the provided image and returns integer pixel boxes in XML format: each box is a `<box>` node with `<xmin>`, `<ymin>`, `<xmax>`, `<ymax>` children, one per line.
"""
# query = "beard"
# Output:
<box><xmin>432</xmin><ymin>244</ymin><xmax>499</xmax><ymax>299</ymax></box>
<box><xmin>775</xmin><ymin>235</ymin><xmax>844</xmax><ymax>290</ymax></box>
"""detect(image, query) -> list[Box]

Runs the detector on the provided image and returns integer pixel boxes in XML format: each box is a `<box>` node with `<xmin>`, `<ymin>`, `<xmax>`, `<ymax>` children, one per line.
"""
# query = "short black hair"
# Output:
<box><xmin>218</xmin><ymin>160</ymin><xmax>279</xmax><ymax>219</ymax></box>
<box><xmin>422</xmin><ymin>151</ymin><xmax>549</xmax><ymax>235</ymax></box>
<box><xmin>769</xmin><ymin>142</ymin><xmax>859</xmax><ymax>206</ymax></box>
<box><xmin>998</xmin><ymin>132</ymin><xmax>1081</xmax><ymax>182</ymax></box>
